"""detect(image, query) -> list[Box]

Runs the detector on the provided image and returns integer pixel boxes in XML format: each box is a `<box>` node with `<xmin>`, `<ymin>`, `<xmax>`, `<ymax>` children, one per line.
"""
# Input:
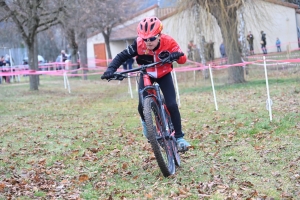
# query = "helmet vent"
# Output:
<box><xmin>144</xmin><ymin>22</ymin><xmax>148</xmax><ymax>32</ymax></box>
<box><xmin>150</xmin><ymin>24</ymin><xmax>155</xmax><ymax>31</ymax></box>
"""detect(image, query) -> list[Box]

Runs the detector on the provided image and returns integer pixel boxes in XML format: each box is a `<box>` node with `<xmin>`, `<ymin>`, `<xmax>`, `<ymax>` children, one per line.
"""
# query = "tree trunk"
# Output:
<box><xmin>102</xmin><ymin>27</ymin><xmax>112</xmax><ymax>59</ymax></box>
<box><xmin>216</xmin><ymin>11</ymin><xmax>245</xmax><ymax>84</ymax></box>
<box><xmin>66</xmin><ymin>28</ymin><xmax>79</xmax><ymax>74</ymax></box>
<box><xmin>238</xmin><ymin>8</ymin><xmax>248</xmax><ymax>57</ymax></box>
<box><xmin>27</xmin><ymin>37</ymin><xmax>39</xmax><ymax>90</ymax></box>
<box><xmin>78</xmin><ymin>30</ymin><xmax>88</xmax><ymax>80</ymax></box>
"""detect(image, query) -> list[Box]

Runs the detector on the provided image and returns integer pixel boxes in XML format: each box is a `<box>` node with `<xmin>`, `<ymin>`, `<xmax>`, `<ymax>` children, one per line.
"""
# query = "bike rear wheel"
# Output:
<box><xmin>143</xmin><ymin>97</ymin><xmax>175</xmax><ymax>177</ymax></box>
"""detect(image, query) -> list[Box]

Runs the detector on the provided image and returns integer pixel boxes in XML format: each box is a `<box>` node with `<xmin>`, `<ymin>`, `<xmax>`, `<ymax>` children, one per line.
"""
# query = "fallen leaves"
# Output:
<box><xmin>79</xmin><ymin>174</ymin><xmax>89</xmax><ymax>183</ymax></box>
<box><xmin>1</xmin><ymin>74</ymin><xmax>299</xmax><ymax>199</ymax></box>
<box><xmin>0</xmin><ymin>182</ymin><xmax>5</xmax><ymax>192</ymax></box>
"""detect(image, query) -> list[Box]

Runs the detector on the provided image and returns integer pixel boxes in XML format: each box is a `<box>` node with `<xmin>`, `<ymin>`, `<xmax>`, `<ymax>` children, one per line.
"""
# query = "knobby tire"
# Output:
<box><xmin>143</xmin><ymin>97</ymin><xmax>175</xmax><ymax>177</ymax></box>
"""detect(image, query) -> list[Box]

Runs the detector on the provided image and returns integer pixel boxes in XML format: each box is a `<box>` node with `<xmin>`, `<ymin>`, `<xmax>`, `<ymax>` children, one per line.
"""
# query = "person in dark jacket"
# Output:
<box><xmin>247</xmin><ymin>31</ymin><xmax>254</xmax><ymax>55</ymax></box>
<box><xmin>219</xmin><ymin>42</ymin><xmax>226</xmax><ymax>58</ymax></box>
<box><xmin>122</xmin><ymin>57</ymin><xmax>134</xmax><ymax>70</ymax></box>
<box><xmin>219</xmin><ymin>42</ymin><xmax>226</xmax><ymax>64</ymax></box>
<box><xmin>261</xmin><ymin>31</ymin><xmax>267</xmax><ymax>54</ymax></box>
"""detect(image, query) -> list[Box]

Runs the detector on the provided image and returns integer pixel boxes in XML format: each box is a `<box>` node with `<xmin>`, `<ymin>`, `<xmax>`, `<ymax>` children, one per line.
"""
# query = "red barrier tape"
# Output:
<box><xmin>1</xmin><ymin>56</ymin><xmax>300</xmax><ymax>77</ymax></box>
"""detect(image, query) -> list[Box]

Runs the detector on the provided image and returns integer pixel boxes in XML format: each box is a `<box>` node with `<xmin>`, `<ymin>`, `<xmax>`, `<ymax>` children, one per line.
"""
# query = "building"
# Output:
<box><xmin>87</xmin><ymin>0</ymin><xmax>299</xmax><ymax>68</ymax></box>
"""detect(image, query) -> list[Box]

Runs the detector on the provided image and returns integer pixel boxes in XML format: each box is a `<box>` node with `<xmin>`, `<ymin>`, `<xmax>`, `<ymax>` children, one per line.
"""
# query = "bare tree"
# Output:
<box><xmin>89</xmin><ymin>0</ymin><xmax>140</xmax><ymax>59</ymax></box>
<box><xmin>59</xmin><ymin>0</ymin><xmax>138</xmax><ymax>81</ymax></box>
<box><xmin>0</xmin><ymin>22</ymin><xmax>22</xmax><ymax>48</ymax></box>
<box><xmin>59</xmin><ymin>0</ymin><xmax>98</xmax><ymax>80</ymax></box>
<box><xmin>37</xmin><ymin>29</ymin><xmax>61</xmax><ymax>62</ymax></box>
<box><xmin>179</xmin><ymin>0</ymin><xmax>249</xmax><ymax>83</ymax></box>
<box><xmin>0</xmin><ymin>0</ymin><xmax>63</xmax><ymax>90</ymax></box>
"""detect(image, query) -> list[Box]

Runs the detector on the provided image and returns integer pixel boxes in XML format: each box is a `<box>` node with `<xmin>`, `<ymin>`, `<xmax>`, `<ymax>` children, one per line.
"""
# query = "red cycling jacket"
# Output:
<box><xmin>136</xmin><ymin>34</ymin><xmax>186</xmax><ymax>78</ymax></box>
<box><xmin>107</xmin><ymin>33</ymin><xmax>186</xmax><ymax>78</ymax></box>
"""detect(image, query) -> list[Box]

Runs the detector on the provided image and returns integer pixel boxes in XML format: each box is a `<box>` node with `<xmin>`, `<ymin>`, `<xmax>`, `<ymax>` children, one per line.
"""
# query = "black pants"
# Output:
<box><xmin>138</xmin><ymin>72</ymin><xmax>184</xmax><ymax>138</ymax></box>
<box><xmin>277</xmin><ymin>46</ymin><xmax>281</xmax><ymax>52</ymax></box>
<box><xmin>249</xmin><ymin>43</ymin><xmax>254</xmax><ymax>51</ymax></box>
<box><xmin>261</xmin><ymin>42</ymin><xmax>267</xmax><ymax>54</ymax></box>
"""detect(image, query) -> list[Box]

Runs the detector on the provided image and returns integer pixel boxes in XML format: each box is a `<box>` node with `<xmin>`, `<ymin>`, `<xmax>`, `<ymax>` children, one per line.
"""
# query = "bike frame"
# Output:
<box><xmin>139</xmin><ymin>71</ymin><xmax>171</xmax><ymax>138</ymax></box>
<box><xmin>138</xmin><ymin>69</ymin><xmax>179</xmax><ymax>174</ymax></box>
<box><xmin>111</xmin><ymin>60</ymin><xmax>173</xmax><ymax>139</ymax></box>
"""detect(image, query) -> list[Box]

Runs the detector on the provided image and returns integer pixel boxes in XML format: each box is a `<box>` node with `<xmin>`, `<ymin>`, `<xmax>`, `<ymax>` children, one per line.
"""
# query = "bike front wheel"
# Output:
<box><xmin>143</xmin><ymin>97</ymin><xmax>175</xmax><ymax>177</ymax></box>
<box><xmin>164</xmin><ymin>108</ymin><xmax>180</xmax><ymax>167</ymax></box>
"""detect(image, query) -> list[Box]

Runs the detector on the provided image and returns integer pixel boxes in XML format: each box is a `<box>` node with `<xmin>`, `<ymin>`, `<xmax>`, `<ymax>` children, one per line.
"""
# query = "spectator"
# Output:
<box><xmin>187</xmin><ymin>40</ymin><xmax>196</xmax><ymax>60</ymax></box>
<box><xmin>122</xmin><ymin>57</ymin><xmax>135</xmax><ymax>70</ymax></box>
<box><xmin>5</xmin><ymin>54</ymin><xmax>11</xmax><ymax>66</ymax></box>
<box><xmin>205</xmin><ymin>40</ymin><xmax>214</xmax><ymax>62</ymax></box>
<box><xmin>5</xmin><ymin>54</ymin><xmax>17</xmax><ymax>82</ymax></box>
<box><xmin>38</xmin><ymin>56</ymin><xmax>46</xmax><ymax>71</ymax></box>
<box><xmin>203</xmin><ymin>39</ymin><xmax>214</xmax><ymax>79</ymax></box>
<box><xmin>55</xmin><ymin>50</ymin><xmax>68</xmax><ymax>70</ymax></box>
<box><xmin>22</xmin><ymin>59</ymin><xmax>29</xmax><ymax>77</ymax></box>
<box><xmin>0</xmin><ymin>56</ymin><xmax>4</xmax><ymax>65</ymax></box>
<box><xmin>0</xmin><ymin>56</ymin><xmax>5</xmax><ymax>84</ymax></box>
<box><xmin>260</xmin><ymin>31</ymin><xmax>267</xmax><ymax>54</ymax></box>
<box><xmin>219</xmin><ymin>42</ymin><xmax>226</xmax><ymax>64</ymax></box>
<box><xmin>0</xmin><ymin>55</ymin><xmax>9</xmax><ymax>83</ymax></box>
<box><xmin>276</xmin><ymin>37</ymin><xmax>281</xmax><ymax>52</ymax></box>
<box><xmin>219</xmin><ymin>42</ymin><xmax>226</xmax><ymax>58</ymax></box>
<box><xmin>247</xmin><ymin>31</ymin><xmax>254</xmax><ymax>55</ymax></box>
<box><xmin>23</xmin><ymin>59</ymin><xmax>28</xmax><ymax>65</ymax></box>
<box><xmin>61</xmin><ymin>50</ymin><xmax>68</xmax><ymax>62</ymax></box>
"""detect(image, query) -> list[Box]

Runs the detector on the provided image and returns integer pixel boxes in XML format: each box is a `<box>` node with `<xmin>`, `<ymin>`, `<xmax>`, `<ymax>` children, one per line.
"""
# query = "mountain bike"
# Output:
<box><xmin>105</xmin><ymin>55</ymin><xmax>184</xmax><ymax>177</ymax></box>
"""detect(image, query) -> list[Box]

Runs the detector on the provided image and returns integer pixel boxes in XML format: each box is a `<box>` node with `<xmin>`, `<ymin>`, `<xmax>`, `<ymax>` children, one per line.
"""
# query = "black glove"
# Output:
<box><xmin>169</xmin><ymin>52</ymin><xmax>184</xmax><ymax>61</ymax></box>
<box><xmin>101</xmin><ymin>68</ymin><xmax>115</xmax><ymax>80</ymax></box>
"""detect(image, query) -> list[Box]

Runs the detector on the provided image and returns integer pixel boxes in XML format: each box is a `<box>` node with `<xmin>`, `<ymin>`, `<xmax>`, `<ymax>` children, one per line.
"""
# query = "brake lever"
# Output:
<box><xmin>108</xmin><ymin>72</ymin><xmax>126</xmax><ymax>81</ymax></box>
<box><xmin>107</xmin><ymin>74</ymin><xmax>120</xmax><ymax>82</ymax></box>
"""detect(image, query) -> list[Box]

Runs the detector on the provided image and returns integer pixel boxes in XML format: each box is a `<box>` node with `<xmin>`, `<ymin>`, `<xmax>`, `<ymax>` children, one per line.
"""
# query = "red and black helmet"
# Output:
<box><xmin>137</xmin><ymin>17</ymin><xmax>163</xmax><ymax>39</ymax></box>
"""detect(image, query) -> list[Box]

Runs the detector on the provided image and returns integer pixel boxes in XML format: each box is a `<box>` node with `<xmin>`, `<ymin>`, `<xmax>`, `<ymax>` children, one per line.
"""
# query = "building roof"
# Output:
<box><xmin>88</xmin><ymin>5</ymin><xmax>158</xmax><ymax>39</ymax></box>
<box><xmin>110</xmin><ymin>22</ymin><xmax>139</xmax><ymax>41</ymax></box>
<box><xmin>264</xmin><ymin>0</ymin><xmax>298</xmax><ymax>9</ymax></box>
<box><xmin>138</xmin><ymin>0</ymin><xmax>178</xmax><ymax>10</ymax></box>
<box><xmin>109</xmin><ymin>6</ymin><xmax>177</xmax><ymax>41</ymax></box>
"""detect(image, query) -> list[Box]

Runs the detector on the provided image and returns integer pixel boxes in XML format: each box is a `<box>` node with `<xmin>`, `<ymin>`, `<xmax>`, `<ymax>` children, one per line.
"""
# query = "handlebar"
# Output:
<box><xmin>108</xmin><ymin>53</ymin><xmax>184</xmax><ymax>81</ymax></box>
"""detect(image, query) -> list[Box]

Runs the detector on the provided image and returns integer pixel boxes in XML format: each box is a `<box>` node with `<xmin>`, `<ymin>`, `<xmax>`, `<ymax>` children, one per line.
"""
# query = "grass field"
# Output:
<box><xmin>0</xmin><ymin>65</ymin><xmax>299</xmax><ymax>199</ymax></box>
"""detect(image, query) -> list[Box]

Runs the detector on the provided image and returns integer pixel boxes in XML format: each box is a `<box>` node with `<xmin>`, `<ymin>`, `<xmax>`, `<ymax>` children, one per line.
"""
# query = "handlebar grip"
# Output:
<box><xmin>179</xmin><ymin>52</ymin><xmax>184</xmax><ymax>56</ymax></box>
<box><xmin>113</xmin><ymin>72</ymin><xmax>127</xmax><ymax>81</ymax></box>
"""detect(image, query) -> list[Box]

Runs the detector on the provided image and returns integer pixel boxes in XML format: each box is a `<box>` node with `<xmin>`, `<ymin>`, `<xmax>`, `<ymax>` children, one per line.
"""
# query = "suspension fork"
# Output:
<box><xmin>140</xmin><ymin>72</ymin><xmax>157</xmax><ymax>107</ymax></box>
<box><xmin>139</xmin><ymin>73</ymin><xmax>169</xmax><ymax>136</ymax></box>
<box><xmin>153</xmin><ymin>83</ymin><xmax>169</xmax><ymax>137</ymax></box>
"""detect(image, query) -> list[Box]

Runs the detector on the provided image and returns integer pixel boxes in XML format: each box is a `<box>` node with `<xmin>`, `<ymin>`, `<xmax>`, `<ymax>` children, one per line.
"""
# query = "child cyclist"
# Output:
<box><xmin>101</xmin><ymin>17</ymin><xmax>190</xmax><ymax>151</ymax></box>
